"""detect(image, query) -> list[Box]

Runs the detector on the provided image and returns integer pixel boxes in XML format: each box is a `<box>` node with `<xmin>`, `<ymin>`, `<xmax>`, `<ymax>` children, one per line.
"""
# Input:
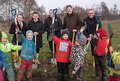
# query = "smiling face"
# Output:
<box><xmin>87</xmin><ymin>9</ymin><xmax>95</xmax><ymax>18</ymax></box>
<box><xmin>26</xmin><ymin>32</ymin><xmax>33</xmax><ymax>40</ymax></box>
<box><xmin>49</xmin><ymin>9</ymin><xmax>54</xmax><ymax>17</ymax></box>
<box><xmin>66</xmin><ymin>6</ymin><xmax>73</xmax><ymax>15</ymax></box>
<box><xmin>17</xmin><ymin>15</ymin><xmax>23</xmax><ymax>22</ymax></box>
<box><xmin>1</xmin><ymin>38</ymin><xmax>7</xmax><ymax>44</ymax></box>
<box><xmin>32</xmin><ymin>13</ymin><xmax>39</xmax><ymax>21</ymax></box>
<box><xmin>62</xmin><ymin>34</ymin><xmax>69</xmax><ymax>40</ymax></box>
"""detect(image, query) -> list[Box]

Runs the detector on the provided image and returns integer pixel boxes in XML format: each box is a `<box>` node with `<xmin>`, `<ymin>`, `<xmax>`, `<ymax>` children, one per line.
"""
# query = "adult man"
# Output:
<box><xmin>9</xmin><ymin>14</ymin><xmax>27</xmax><ymax>45</ymax></box>
<box><xmin>27</xmin><ymin>12</ymin><xmax>45</xmax><ymax>64</ymax></box>
<box><xmin>44</xmin><ymin>9</ymin><xmax>62</xmax><ymax>52</ymax></box>
<box><xmin>63</xmin><ymin>5</ymin><xmax>83</xmax><ymax>40</ymax></box>
<box><xmin>83</xmin><ymin>9</ymin><xmax>101</xmax><ymax>56</ymax></box>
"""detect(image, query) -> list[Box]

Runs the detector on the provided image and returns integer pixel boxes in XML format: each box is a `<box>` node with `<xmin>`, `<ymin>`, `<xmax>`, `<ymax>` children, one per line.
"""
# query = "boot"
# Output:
<box><xmin>64</xmin><ymin>74</ymin><xmax>69</xmax><ymax>81</ymax></box>
<box><xmin>36</xmin><ymin>53</ymin><xmax>40</xmax><ymax>64</ymax></box>
<box><xmin>57</xmin><ymin>73</ymin><xmax>63</xmax><ymax>81</ymax></box>
<box><xmin>16</xmin><ymin>69</ymin><xmax>25</xmax><ymax>81</ymax></box>
<box><xmin>94</xmin><ymin>76</ymin><xmax>101</xmax><ymax>81</ymax></box>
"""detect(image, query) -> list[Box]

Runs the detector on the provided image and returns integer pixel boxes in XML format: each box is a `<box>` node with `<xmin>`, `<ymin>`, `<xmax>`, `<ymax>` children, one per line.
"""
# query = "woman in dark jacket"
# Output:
<box><xmin>27</xmin><ymin>12</ymin><xmax>45</xmax><ymax>64</ymax></box>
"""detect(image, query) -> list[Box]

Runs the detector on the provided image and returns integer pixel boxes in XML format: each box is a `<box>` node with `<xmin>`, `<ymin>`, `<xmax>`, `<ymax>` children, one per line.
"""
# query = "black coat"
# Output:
<box><xmin>83</xmin><ymin>16</ymin><xmax>101</xmax><ymax>37</ymax></box>
<box><xmin>27</xmin><ymin>19</ymin><xmax>45</xmax><ymax>48</ymax></box>
<box><xmin>44</xmin><ymin>16</ymin><xmax>62</xmax><ymax>39</ymax></box>
<box><xmin>9</xmin><ymin>21</ymin><xmax>27</xmax><ymax>45</ymax></box>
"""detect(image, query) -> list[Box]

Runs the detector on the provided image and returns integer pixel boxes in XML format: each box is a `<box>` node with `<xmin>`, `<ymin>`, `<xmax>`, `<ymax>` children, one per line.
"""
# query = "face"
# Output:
<box><xmin>1</xmin><ymin>38</ymin><xmax>7</xmax><ymax>44</ymax></box>
<box><xmin>66</xmin><ymin>7</ymin><xmax>73</xmax><ymax>14</ymax></box>
<box><xmin>32</xmin><ymin>13</ymin><xmax>39</xmax><ymax>20</ymax></box>
<box><xmin>49</xmin><ymin>10</ymin><xmax>54</xmax><ymax>17</ymax></box>
<box><xmin>75</xmin><ymin>41</ymin><xmax>80</xmax><ymax>46</ymax></box>
<box><xmin>27</xmin><ymin>32</ymin><xmax>33</xmax><ymax>40</ymax></box>
<box><xmin>17</xmin><ymin>15</ymin><xmax>23</xmax><ymax>22</ymax></box>
<box><xmin>87</xmin><ymin>10</ymin><xmax>95</xmax><ymax>18</ymax></box>
<box><xmin>62</xmin><ymin>34</ymin><xmax>68</xmax><ymax>40</ymax></box>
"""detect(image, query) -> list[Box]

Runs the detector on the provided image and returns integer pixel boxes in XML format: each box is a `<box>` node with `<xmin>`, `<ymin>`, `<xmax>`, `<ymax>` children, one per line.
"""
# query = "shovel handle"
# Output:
<box><xmin>52</xmin><ymin>41</ymin><xmax>55</xmax><ymax>58</ymax></box>
<box><xmin>35</xmin><ymin>35</ymin><xmax>37</xmax><ymax>46</ymax></box>
<box><xmin>72</xmin><ymin>31</ymin><xmax>76</xmax><ymax>45</ymax></box>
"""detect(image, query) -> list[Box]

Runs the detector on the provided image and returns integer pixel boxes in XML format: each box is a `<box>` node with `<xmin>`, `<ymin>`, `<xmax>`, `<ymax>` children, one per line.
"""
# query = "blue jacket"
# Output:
<box><xmin>0</xmin><ymin>50</ymin><xmax>6</xmax><ymax>68</ymax></box>
<box><xmin>20</xmin><ymin>30</ymin><xmax>36</xmax><ymax>60</ymax></box>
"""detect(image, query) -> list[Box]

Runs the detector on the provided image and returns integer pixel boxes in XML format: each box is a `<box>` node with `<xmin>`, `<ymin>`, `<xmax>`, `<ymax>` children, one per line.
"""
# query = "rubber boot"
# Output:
<box><xmin>36</xmin><ymin>53</ymin><xmax>40</xmax><ymax>64</ymax></box>
<box><xmin>64</xmin><ymin>74</ymin><xmax>69</xmax><ymax>81</ymax></box>
<box><xmin>16</xmin><ymin>69</ymin><xmax>25</xmax><ymax>81</ymax></box>
<box><xmin>57</xmin><ymin>73</ymin><xmax>63</xmax><ymax>81</ymax></box>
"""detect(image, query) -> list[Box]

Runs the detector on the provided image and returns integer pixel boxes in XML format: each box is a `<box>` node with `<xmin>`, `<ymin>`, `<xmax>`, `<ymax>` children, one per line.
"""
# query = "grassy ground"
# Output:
<box><xmin>1</xmin><ymin>20</ymin><xmax>120</xmax><ymax>81</ymax></box>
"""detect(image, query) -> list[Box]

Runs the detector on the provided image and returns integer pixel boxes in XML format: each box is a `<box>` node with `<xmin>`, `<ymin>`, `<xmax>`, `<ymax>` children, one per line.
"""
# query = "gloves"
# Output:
<box><xmin>2</xmin><ymin>67</ymin><xmax>5</xmax><ymax>71</ymax></box>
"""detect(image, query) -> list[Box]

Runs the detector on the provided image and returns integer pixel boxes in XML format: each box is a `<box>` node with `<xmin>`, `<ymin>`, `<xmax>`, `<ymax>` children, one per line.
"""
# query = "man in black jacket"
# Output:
<box><xmin>27</xmin><ymin>12</ymin><xmax>45</xmax><ymax>64</ymax></box>
<box><xmin>44</xmin><ymin>9</ymin><xmax>62</xmax><ymax>52</ymax></box>
<box><xmin>9</xmin><ymin>14</ymin><xmax>27</xmax><ymax>45</ymax></box>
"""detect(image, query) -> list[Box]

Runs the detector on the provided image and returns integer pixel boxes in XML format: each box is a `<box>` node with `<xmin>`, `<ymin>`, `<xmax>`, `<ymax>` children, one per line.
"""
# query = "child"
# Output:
<box><xmin>52</xmin><ymin>29</ymin><xmax>72</xmax><ymax>81</ymax></box>
<box><xmin>0</xmin><ymin>50</ymin><xmax>6</xmax><ymax>81</ymax></box>
<box><xmin>94</xmin><ymin>28</ymin><xmax>109</xmax><ymax>81</ymax></box>
<box><xmin>0</xmin><ymin>32</ymin><xmax>22</xmax><ymax>81</ymax></box>
<box><xmin>70</xmin><ymin>32</ymin><xmax>87</xmax><ymax>81</ymax></box>
<box><xmin>16</xmin><ymin>30</ymin><xmax>36</xmax><ymax>81</ymax></box>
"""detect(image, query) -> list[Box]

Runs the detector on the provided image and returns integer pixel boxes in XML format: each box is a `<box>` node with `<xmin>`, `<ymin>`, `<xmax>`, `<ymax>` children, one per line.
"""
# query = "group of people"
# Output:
<box><xmin>0</xmin><ymin>4</ymin><xmax>110</xmax><ymax>81</ymax></box>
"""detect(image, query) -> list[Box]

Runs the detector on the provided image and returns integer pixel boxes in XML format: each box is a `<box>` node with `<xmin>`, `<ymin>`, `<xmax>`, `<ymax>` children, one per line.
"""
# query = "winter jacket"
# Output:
<box><xmin>95</xmin><ymin>38</ymin><xmax>109</xmax><ymax>56</ymax></box>
<box><xmin>0</xmin><ymin>50</ymin><xmax>6</xmax><ymax>68</ymax></box>
<box><xmin>9</xmin><ymin>21</ymin><xmax>27</xmax><ymax>45</ymax></box>
<box><xmin>52</xmin><ymin>36</ymin><xmax>72</xmax><ymax>63</ymax></box>
<box><xmin>0</xmin><ymin>42</ymin><xmax>22</xmax><ymax>63</ymax></box>
<box><xmin>44</xmin><ymin>16</ymin><xmax>62</xmax><ymax>38</ymax></box>
<box><xmin>63</xmin><ymin>13</ymin><xmax>84</xmax><ymax>40</ymax></box>
<box><xmin>83</xmin><ymin>16</ymin><xmax>101</xmax><ymax>37</ymax></box>
<box><xmin>27</xmin><ymin>19</ymin><xmax>45</xmax><ymax>48</ymax></box>
<box><xmin>70</xmin><ymin>45</ymin><xmax>87</xmax><ymax>72</ymax></box>
<box><xmin>20</xmin><ymin>34</ymin><xmax>36</xmax><ymax>60</ymax></box>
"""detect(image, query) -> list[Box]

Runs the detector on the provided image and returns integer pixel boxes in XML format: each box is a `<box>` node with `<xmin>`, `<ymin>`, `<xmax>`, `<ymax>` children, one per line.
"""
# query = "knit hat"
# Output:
<box><xmin>26</xmin><ymin>30</ymin><xmax>34</xmax><ymax>40</ymax></box>
<box><xmin>1</xmin><ymin>32</ymin><xmax>7</xmax><ymax>39</ymax></box>
<box><xmin>61</xmin><ymin>29</ymin><xmax>69</xmax><ymax>36</ymax></box>
<box><xmin>98</xmin><ymin>28</ymin><xmax>108</xmax><ymax>38</ymax></box>
<box><xmin>76</xmin><ymin>32</ymin><xmax>87</xmax><ymax>45</ymax></box>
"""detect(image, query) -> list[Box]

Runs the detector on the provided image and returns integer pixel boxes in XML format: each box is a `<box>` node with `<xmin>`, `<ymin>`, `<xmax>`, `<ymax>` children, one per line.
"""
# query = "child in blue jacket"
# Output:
<box><xmin>16</xmin><ymin>30</ymin><xmax>36</xmax><ymax>81</ymax></box>
<box><xmin>0</xmin><ymin>50</ymin><xmax>6</xmax><ymax>81</ymax></box>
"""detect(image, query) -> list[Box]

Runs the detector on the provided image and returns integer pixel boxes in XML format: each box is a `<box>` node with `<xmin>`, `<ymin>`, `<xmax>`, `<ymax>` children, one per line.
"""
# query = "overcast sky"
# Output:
<box><xmin>35</xmin><ymin>0</ymin><xmax>120</xmax><ymax>13</ymax></box>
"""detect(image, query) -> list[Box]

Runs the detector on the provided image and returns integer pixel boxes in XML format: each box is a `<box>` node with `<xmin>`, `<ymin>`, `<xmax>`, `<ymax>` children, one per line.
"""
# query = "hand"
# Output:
<box><xmin>72</xmin><ymin>70</ymin><xmax>76</xmax><ymax>75</ymax></box>
<box><xmin>109</xmin><ymin>46</ymin><xmax>113</xmax><ymax>53</ymax></box>
<box><xmin>72</xmin><ymin>29</ymin><xmax>77</xmax><ymax>32</ymax></box>
<box><xmin>34</xmin><ymin>32</ymin><xmax>38</xmax><ymax>36</ymax></box>
<box><xmin>2</xmin><ymin>67</ymin><xmax>5</xmax><ymax>71</ymax></box>
<box><xmin>15</xmin><ymin>28</ymin><xmax>19</xmax><ymax>34</ymax></box>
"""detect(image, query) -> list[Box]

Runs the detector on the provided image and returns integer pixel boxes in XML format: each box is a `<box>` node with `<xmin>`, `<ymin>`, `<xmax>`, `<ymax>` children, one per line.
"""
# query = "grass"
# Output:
<box><xmin>1</xmin><ymin>20</ymin><xmax>120</xmax><ymax>81</ymax></box>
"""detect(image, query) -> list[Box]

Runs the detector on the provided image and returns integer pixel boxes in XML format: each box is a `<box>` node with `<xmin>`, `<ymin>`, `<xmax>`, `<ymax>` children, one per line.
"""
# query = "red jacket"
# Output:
<box><xmin>53</xmin><ymin>36</ymin><xmax>72</xmax><ymax>63</ymax></box>
<box><xmin>95</xmin><ymin>38</ymin><xmax>109</xmax><ymax>56</ymax></box>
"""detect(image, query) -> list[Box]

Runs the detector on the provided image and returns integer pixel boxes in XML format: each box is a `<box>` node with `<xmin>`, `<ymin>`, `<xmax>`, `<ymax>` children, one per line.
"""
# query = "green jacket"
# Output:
<box><xmin>0</xmin><ymin>42</ymin><xmax>22</xmax><ymax>63</ymax></box>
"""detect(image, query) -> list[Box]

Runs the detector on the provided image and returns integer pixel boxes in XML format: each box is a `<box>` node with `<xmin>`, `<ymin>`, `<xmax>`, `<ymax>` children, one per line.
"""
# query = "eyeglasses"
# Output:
<box><xmin>88</xmin><ymin>13</ymin><xmax>94</xmax><ymax>14</ymax></box>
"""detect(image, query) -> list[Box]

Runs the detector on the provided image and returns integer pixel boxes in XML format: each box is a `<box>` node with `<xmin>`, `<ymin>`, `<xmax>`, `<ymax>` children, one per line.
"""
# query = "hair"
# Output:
<box><xmin>32</xmin><ymin>12</ymin><xmax>39</xmax><ymax>15</ymax></box>
<box><xmin>66</xmin><ymin>5</ymin><xmax>73</xmax><ymax>9</ymax></box>
<box><xmin>87</xmin><ymin>9</ymin><xmax>95</xmax><ymax>12</ymax></box>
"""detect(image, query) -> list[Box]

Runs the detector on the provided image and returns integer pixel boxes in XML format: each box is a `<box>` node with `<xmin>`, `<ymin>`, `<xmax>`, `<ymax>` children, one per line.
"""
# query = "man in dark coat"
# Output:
<box><xmin>63</xmin><ymin>5</ymin><xmax>84</xmax><ymax>41</ymax></box>
<box><xmin>27</xmin><ymin>12</ymin><xmax>45</xmax><ymax>64</ymax></box>
<box><xmin>44</xmin><ymin>9</ymin><xmax>62</xmax><ymax>52</ymax></box>
<box><xmin>9</xmin><ymin>14</ymin><xmax>27</xmax><ymax>45</ymax></box>
<box><xmin>83</xmin><ymin>9</ymin><xmax>102</xmax><ymax>56</ymax></box>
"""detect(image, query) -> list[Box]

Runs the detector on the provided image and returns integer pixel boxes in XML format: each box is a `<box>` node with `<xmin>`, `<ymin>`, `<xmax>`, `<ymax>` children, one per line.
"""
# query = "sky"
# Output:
<box><xmin>35</xmin><ymin>0</ymin><xmax>120</xmax><ymax>13</ymax></box>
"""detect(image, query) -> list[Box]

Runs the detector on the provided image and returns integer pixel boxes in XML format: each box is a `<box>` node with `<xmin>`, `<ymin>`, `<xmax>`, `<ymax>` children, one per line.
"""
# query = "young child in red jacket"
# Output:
<box><xmin>52</xmin><ymin>29</ymin><xmax>72</xmax><ymax>81</ymax></box>
<box><xmin>94</xmin><ymin>28</ymin><xmax>109</xmax><ymax>81</ymax></box>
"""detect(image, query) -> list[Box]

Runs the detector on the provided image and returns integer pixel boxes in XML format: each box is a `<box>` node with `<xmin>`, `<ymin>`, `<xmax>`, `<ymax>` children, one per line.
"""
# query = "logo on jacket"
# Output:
<box><xmin>59</xmin><ymin>42</ymin><xmax>68</xmax><ymax>52</ymax></box>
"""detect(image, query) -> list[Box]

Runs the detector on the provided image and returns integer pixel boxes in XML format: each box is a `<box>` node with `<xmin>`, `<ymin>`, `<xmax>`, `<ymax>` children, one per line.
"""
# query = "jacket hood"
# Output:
<box><xmin>98</xmin><ymin>28</ymin><xmax>108</xmax><ymax>38</ymax></box>
<box><xmin>26</xmin><ymin>30</ymin><xmax>33</xmax><ymax>40</ymax></box>
<box><xmin>2</xmin><ymin>32</ymin><xmax>7</xmax><ymax>39</ymax></box>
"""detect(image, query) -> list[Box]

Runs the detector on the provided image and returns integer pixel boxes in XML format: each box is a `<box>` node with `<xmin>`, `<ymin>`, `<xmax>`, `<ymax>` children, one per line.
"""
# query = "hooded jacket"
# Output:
<box><xmin>0</xmin><ymin>50</ymin><xmax>6</xmax><ymax>68</ymax></box>
<box><xmin>20</xmin><ymin>30</ymin><xmax>36</xmax><ymax>60</ymax></box>
<box><xmin>95</xmin><ymin>28</ymin><xmax>109</xmax><ymax>56</ymax></box>
<box><xmin>0</xmin><ymin>32</ymin><xmax>22</xmax><ymax>63</ymax></box>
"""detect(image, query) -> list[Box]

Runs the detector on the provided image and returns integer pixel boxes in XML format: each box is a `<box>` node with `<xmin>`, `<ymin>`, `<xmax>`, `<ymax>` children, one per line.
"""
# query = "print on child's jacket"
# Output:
<box><xmin>59</xmin><ymin>42</ymin><xmax>68</xmax><ymax>52</ymax></box>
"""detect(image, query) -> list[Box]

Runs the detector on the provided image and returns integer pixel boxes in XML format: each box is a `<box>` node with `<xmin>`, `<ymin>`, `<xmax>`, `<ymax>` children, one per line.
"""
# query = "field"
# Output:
<box><xmin>0</xmin><ymin>20</ymin><xmax>120</xmax><ymax>81</ymax></box>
